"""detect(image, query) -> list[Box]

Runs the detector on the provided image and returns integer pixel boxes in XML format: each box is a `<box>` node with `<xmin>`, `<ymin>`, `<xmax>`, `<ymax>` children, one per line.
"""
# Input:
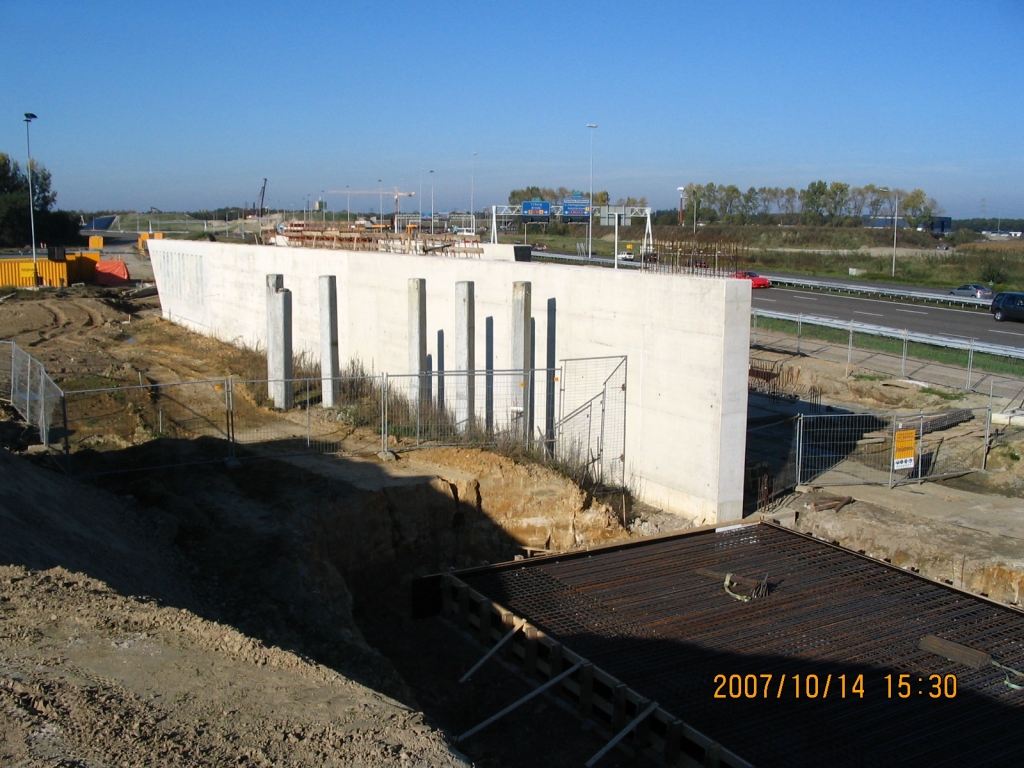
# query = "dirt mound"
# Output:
<box><xmin>0</xmin><ymin>449</ymin><xmax>466</xmax><ymax>767</ymax></box>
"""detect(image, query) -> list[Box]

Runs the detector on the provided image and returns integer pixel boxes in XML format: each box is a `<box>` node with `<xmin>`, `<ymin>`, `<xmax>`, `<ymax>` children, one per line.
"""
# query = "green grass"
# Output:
<box><xmin>751</xmin><ymin>316</ymin><xmax>1024</xmax><ymax>378</ymax></box>
<box><xmin>852</xmin><ymin>373</ymin><xmax>891</xmax><ymax>381</ymax></box>
<box><xmin>919</xmin><ymin>387</ymin><xmax>965</xmax><ymax>401</ymax></box>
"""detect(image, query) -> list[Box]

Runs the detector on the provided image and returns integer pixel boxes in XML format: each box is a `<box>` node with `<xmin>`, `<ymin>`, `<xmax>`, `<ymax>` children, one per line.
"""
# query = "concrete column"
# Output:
<box><xmin>512</xmin><ymin>281</ymin><xmax>532</xmax><ymax>440</ymax></box>
<box><xmin>267</xmin><ymin>278</ymin><xmax>293</xmax><ymax>410</ymax></box>
<box><xmin>319</xmin><ymin>275</ymin><xmax>340</xmax><ymax>407</ymax></box>
<box><xmin>455</xmin><ymin>281</ymin><xmax>475</xmax><ymax>429</ymax></box>
<box><xmin>408</xmin><ymin>278</ymin><xmax>427</xmax><ymax>405</ymax></box>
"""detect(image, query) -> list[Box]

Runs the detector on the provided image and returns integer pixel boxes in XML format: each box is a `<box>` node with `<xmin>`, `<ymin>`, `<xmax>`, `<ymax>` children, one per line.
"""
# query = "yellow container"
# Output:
<box><xmin>0</xmin><ymin>258</ymin><xmax>69</xmax><ymax>288</ymax></box>
<box><xmin>88</xmin><ymin>235</ymin><xmax>104</xmax><ymax>250</ymax></box>
<box><xmin>153</xmin><ymin>232</ymin><xmax>164</xmax><ymax>239</ymax></box>
<box><xmin>67</xmin><ymin>252</ymin><xmax>99</xmax><ymax>284</ymax></box>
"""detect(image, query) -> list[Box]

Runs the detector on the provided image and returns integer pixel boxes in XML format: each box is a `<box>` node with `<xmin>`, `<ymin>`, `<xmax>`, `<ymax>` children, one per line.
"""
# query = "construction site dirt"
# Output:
<box><xmin>3</xmin><ymin>287</ymin><xmax>1024</xmax><ymax>766</ymax></box>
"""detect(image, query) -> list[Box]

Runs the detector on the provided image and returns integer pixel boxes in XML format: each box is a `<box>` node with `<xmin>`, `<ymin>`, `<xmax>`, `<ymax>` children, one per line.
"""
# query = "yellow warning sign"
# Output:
<box><xmin>894</xmin><ymin>428</ymin><xmax>916</xmax><ymax>469</ymax></box>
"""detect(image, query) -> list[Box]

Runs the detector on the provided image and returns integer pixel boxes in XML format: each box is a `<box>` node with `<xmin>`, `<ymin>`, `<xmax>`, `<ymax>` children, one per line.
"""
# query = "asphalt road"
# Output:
<box><xmin>751</xmin><ymin>288</ymin><xmax>1024</xmax><ymax>348</ymax></box>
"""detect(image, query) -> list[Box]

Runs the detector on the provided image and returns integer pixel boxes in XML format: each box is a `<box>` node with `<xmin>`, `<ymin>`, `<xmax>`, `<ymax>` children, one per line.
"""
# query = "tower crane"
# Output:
<box><xmin>327</xmin><ymin>187</ymin><xmax>416</xmax><ymax>233</ymax></box>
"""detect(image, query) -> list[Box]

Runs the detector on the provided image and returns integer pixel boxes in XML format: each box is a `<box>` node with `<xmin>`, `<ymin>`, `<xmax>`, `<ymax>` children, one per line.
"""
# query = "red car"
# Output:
<box><xmin>732</xmin><ymin>270</ymin><xmax>772</xmax><ymax>288</ymax></box>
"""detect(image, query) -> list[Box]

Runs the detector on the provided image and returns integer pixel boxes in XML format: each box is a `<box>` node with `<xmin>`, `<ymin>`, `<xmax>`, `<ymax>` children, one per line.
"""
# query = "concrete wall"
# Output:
<box><xmin>146</xmin><ymin>240</ymin><xmax>751</xmax><ymax>523</ymax></box>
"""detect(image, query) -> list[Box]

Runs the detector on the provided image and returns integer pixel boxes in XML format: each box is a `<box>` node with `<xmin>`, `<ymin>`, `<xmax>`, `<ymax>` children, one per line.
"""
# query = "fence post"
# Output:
<box><xmin>983</xmin><ymin>406</ymin><xmax>992</xmax><ymax>470</ymax></box>
<box><xmin>306</xmin><ymin>378</ymin><xmax>311</xmax><ymax>448</ymax></box>
<box><xmin>796</xmin><ymin>315</ymin><xmax>802</xmax><ymax>355</ymax></box>
<box><xmin>795</xmin><ymin>415</ymin><xmax>803</xmax><ymax>486</ymax></box>
<box><xmin>888</xmin><ymin>416</ymin><xmax>897</xmax><ymax>489</ymax></box>
<box><xmin>902</xmin><ymin>331</ymin><xmax>908</xmax><ymax>376</ymax></box>
<box><xmin>61</xmin><ymin>394</ymin><xmax>71</xmax><ymax>475</ymax></box>
<box><xmin>847</xmin><ymin>322</ymin><xmax>853</xmax><ymax>366</ymax></box>
<box><xmin>223</xmin><ymin>378</ymin><xmax>233</xmax><ymax>457</ymax></box>
<box><xmin>381</xmin><ymin>373</ymin><xmax>388</xmax><ymax>454</ymax></box>
<box><xmin>966</xmin><ymin>340</ymin><xmax>974</xmax><ymax>390</ymax></box>
<box><xmin>752</xmin><ymin>310</ymin><xmax>758</xmax><ymax>346</ymax></box>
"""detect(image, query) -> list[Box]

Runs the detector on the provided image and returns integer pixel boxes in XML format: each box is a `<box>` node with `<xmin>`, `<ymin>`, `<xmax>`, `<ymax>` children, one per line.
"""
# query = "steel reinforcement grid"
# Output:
<box><xmin>430</xmin><ymin>523</ymin><xmax>1024</xmax><ymax>767</ymax></box>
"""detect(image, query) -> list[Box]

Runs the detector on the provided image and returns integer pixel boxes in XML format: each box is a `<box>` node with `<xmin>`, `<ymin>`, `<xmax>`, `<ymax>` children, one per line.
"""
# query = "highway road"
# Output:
<box><xmin>750</xmin><ymin>288</ymin><xmax>1024</xmax><ymax>349</ymax></box>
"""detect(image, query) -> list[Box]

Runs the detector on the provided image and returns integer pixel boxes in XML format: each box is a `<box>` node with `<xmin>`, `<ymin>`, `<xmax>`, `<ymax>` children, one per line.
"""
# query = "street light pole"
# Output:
<box><xmin>879</xmin><ymin>187</ymin><xmax>900</xmax><ymax>277</ymax></box>
<box><xmin>677</xmin><ymin>186</ymin><xmax>686</xmax><ymax>226</ymax></box>
<box><xmin>378</xmin><ymin>180</ymin><xmax>383</xmax><ymax>228</ymax></box>
<box><xmin>346</xmin><ymin>185</ymin><xmax>350</xmax><ymax>226</ymax></box>
<box><xmin>24</xmin><ymin>113</ymin><xmax>38</xmax><ymax>273</ymax></box>
<box><xmin>471</xmin><ymin>151</ymin><xmax>478</xmax><ymax>225</ymax></box>
<box><xmin>430</xmin><ymin>170</ymin><xmax>434</xmax><ymax>235</ymax></box>
<box><xmin>587</xmin><ymin>123</ymin><xmax>597</xmax><ymax>258</ymax></box>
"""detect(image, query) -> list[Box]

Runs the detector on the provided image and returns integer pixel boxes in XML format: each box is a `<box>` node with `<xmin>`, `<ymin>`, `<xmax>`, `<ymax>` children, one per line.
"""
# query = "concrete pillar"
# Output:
<box><xmin>512</xmin><ymin>281</ymin><xmax>532</xmax><ymax>440</ymax></box>
<box><xmin>455</xmin><ymin>281</ymin><xmax>475</xmax><ymax>429</ymax></box>
<box><xmin>408</xmin><ymin>278</ymin><xmax>427</xmax><ymax>405</ymax></box>
<box><xmin>266</xmin><ymin>276</ymin><xmax>293</xmax><ymax>409</ymax></box>
<box><xmin>319</xmin><ymin>275</ymin><xmax>340</xmax><ymax>407</ymax></box>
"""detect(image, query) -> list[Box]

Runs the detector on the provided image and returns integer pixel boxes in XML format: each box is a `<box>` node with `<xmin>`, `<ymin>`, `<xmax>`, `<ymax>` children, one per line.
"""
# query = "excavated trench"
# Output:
<box><xmin>82</xmin><ymin>442</ymin><xmax>648</xmax><ymax>766</ymax></box>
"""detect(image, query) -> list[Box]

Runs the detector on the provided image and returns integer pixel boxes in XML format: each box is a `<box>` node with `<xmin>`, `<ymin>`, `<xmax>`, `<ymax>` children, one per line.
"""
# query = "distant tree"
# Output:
<box><xmin>781</xmin><ymin>187</ymin><xmax>799</xmax><ymax>223</ymax></box>
<box><xmin>901</xmin><ymin>188</ymin><xmax>940</xmax><ymax>228</ymax></box>
<box><xmin>800</xmin><ymin>181</ymin><xmax>828</xmax><ymax>224</ymax></box>
<box><xmin>0</xmin><ymin>151</ymin><xmax>76</xmax><ymax>247</ymax></box>
<box><xmin>848</xmin><ymin>186</ymin><xmax>868</xmax><ymax>220</ymax></box>
<box><xmin>593</xmin><ymin>190</ymin><xmax>610</xmax><ymax>206</ymax></box>
<box><xmin>823</xmin><ymin>182</ymin><xmax>851</xmax><ymax>225</ymax></box>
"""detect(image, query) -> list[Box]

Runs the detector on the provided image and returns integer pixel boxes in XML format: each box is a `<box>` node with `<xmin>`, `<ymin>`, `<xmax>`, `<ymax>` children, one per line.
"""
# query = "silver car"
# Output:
<box><xmin>948</xmin><ymin>284</ymin><xmax>994</xmax><ymax>299</ymax></box>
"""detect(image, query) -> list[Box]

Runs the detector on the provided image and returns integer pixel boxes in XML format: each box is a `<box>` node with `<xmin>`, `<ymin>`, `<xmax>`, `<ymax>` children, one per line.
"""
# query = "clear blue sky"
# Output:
<box><xmin>2</xmin><ymin>0</ymin><xmax>1022</xmax><ymax>217</ymax></box>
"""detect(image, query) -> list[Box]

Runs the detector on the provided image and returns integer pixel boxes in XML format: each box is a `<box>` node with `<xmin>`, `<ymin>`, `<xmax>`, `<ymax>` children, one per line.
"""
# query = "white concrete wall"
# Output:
<box><xmin>147</xmin><ymin>240</ymin><xmax>750</xmax><ymax>523</ymax></box>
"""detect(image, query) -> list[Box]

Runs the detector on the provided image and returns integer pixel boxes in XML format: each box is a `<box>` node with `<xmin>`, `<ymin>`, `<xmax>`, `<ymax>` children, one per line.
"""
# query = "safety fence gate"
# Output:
<box><xmin>797</xmin><ymin>406</ymin><xmax>992</xmax><ymax>488</ymax></box>
<box><xmin>555</xmin><ymin>356</ymin><xmax>627</xmax><ymax>488</ymax></box>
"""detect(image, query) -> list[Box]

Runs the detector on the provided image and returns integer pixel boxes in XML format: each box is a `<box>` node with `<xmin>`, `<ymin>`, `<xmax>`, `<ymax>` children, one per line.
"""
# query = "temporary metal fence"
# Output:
<box><xmin>36</xmin><ymin>355</ymin><xmax>627</xmax><ymax>483</ymax></box>
<box><xmin>751</xmin><ymin>308</ymin><xmax>1024</xmax><ymax>404</ymax></box>
<box><xmin>0</xmin><ymin>340</ymin><xmax>12</xmax><ymax>403</ymax></box>
<box><xmin>8</xmin><ymin>342</ymin><xmax>63</xmax><ymax>446</ymax></box>
<box><xmin>556</xmin><ymin>356</ymin><xmax>627</xmax><ymax>487</ymax></box>
<box><xmin>797</xmin><ymin>407</ymin><xmax>991</xmax><ymax>488</ymax></box>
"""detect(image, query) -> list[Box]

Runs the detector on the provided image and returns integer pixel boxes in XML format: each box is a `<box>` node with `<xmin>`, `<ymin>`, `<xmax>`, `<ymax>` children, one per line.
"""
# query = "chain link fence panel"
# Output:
<box><xmin>0</xmin><ymin>341</ymin><xmax>12</xmax><ymax>403</ymax></box>
<box><xmin>798</xmin><ymin>407</ymin><xmax>992</xmax><ymax>487</ymax></box>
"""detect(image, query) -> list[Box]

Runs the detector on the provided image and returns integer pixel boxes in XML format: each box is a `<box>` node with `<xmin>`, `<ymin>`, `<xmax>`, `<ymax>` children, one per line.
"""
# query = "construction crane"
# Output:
<box><xmin>255</xmin><ymin>178</ymin><xmax>267</xmax><ymax>243</ymax></box>
<box><xmin>327</xmin><ymin>187</ymin><xmax>416</xmax><ymax>233</ymax></box>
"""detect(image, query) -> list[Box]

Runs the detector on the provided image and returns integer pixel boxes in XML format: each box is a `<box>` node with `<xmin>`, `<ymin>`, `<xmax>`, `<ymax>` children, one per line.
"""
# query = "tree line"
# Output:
<box><xmin>507</xmin><ymin>186</ymin><xmax>647</xmax><ymax>208</ymax></box>
<box><xmin>507</xmin><ymin>181</ymin><xmax>941</xmax><ymax>228</ymax></box>
<box><xmin>675</xmin><ymin>182</ymin><xmax>942</xmax><ymax>228</ymax></box>
<box><xmin>0</xmin><ymin>152</ymin><xmax>81</xmax><ymax>248</ymax></box>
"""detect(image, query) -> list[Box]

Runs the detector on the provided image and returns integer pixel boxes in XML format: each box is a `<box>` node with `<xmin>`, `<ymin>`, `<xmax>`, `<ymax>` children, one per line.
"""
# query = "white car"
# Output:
<box><xmin>617</xmin><ymin>251</ymin><xmax>635</xmax><ymax>261</ymax></box>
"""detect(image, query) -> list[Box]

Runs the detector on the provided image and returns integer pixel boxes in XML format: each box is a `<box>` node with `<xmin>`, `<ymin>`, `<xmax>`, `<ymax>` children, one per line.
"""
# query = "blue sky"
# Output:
<box><xmin>2</xmin><ymin>0</ymin><xmax>1022</xmax><ymax>217</ymax></box>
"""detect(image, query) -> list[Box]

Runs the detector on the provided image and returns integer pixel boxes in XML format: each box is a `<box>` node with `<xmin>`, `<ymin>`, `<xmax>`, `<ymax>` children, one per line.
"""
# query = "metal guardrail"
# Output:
<box><xmin>751</xmin><ymin>308</ymin><xmax>1024</xmax><ymax>361</ymax></box>
<box><xmin>762</xmin><ymin>275</ymin><xmax>992</xmax><ymax>308</ymax></box>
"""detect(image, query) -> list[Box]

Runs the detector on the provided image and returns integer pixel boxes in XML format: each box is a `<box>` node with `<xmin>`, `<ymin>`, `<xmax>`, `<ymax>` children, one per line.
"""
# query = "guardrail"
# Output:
<box><xmin>752</xmin><ymin>308</ymin><xmax>1024</xmax><ymax>360</ymax></box>
<box><xmin>761</xmin><ymin>275</ymin><xmax>991</xmax><ymax>308</ymax></box>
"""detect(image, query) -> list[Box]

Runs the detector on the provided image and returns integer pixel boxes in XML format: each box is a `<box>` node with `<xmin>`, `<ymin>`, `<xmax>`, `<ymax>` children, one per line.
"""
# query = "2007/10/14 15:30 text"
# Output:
<box><xmin>713</xmin><ymin>673</ymin><xmax>958</xmax><ymax>699</ymax></box>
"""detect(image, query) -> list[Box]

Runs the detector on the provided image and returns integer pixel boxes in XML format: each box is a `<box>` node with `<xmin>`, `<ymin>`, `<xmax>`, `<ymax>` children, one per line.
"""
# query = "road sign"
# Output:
<box><xmin>562</xmin><ymin>197</ymin><xmax>591</xmax><ymax>219</ymax></box>
<box><xmin>893</xmin><ymin>428</ymin><xmax>916</xmax><ymax>469</ymax></box>
<box><xmin>522</xmin><ymin>200</ymin><xmax>551</xmax><ymax>219</ymax></box>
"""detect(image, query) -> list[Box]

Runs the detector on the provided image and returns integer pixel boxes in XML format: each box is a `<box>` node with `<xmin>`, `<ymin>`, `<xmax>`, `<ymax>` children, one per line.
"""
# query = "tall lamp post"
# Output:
<box><xmin>346</xmin><ymin>185</ymin><xmax>350</xmax><ymax>226</ymax></box>
<box><xmin>879</xmin><ymin>187</ymin><xmax>900</xmax><ymax>277</ymax></box>
<box><xmin>677</xmin><ymin>186</ymin><xmax>686</xmax><ymax>226</ymax></box>
<box><xmin>429</xmin><ymin>170</ymin><xmax>435</xmax><ymax>235</ymax></box>
<box><xmin>587</xmin><ymin>123</ymin><xmax>597</xmax><ymax>258</ymax></box>
<box><xmin>470</xmin><ymin>151</ymin><xmax>478</xmax><ymax>227</ymax></box>
<box><xmin>24</xmin><ymin>113</ymin><xmax>38</xmax><ymax>273</ymax></box>
<box><xmin>378</xmin><ymin>180</ymin><xmax>383</xmax><ymax>228</ymax></box>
